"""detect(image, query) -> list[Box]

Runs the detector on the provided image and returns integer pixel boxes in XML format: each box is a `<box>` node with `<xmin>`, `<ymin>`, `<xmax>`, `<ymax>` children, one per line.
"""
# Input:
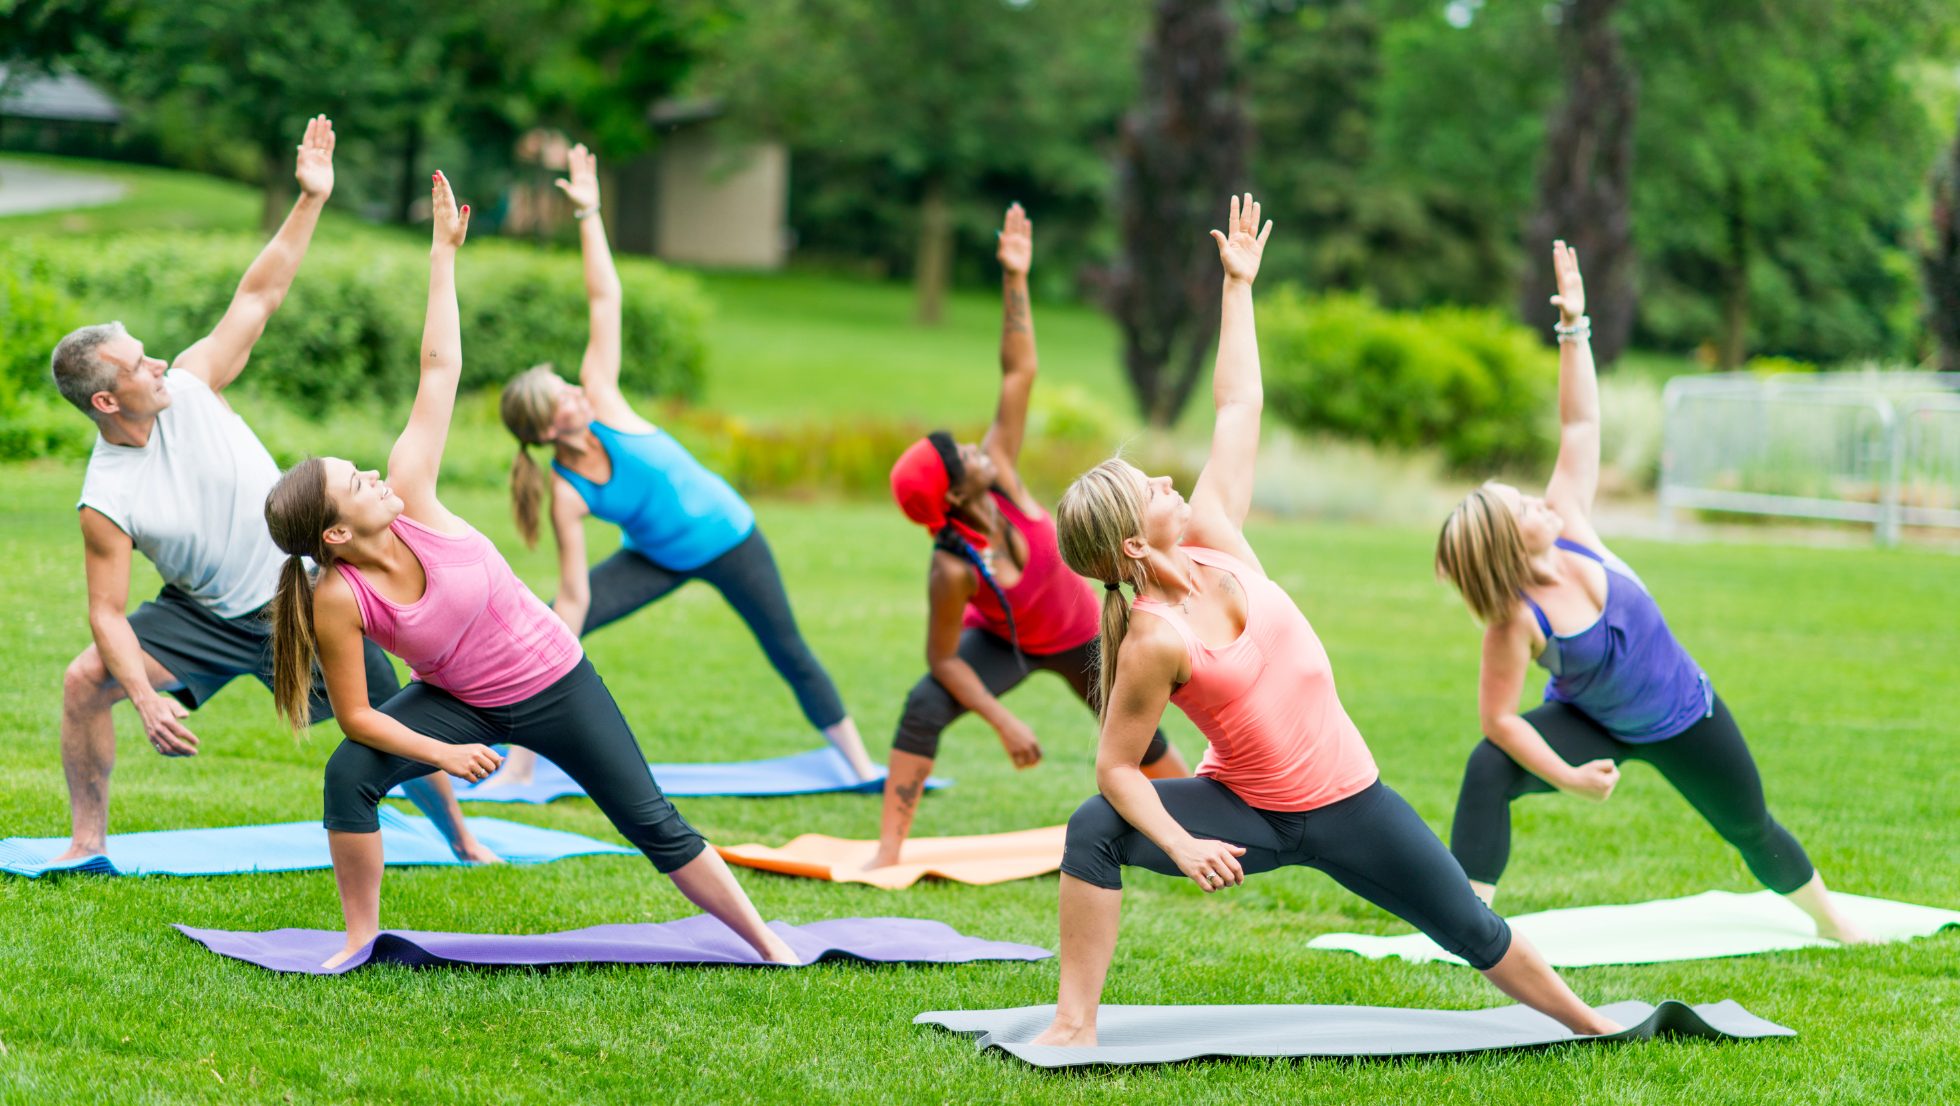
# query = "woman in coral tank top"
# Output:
<box><xmin>1031</xmin><ymin>195</ymin><xmax>1619</xmax><ymax>1046</ymax></box>
<box><xmin>261</xmin><ymin>173</ymin><xmax>795</xmax><ymax>970</ymax></box>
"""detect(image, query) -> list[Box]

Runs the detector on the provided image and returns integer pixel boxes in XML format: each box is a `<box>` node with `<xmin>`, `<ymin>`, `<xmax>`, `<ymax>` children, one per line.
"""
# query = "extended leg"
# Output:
<box><xmin>665</xmin><ymin>848</ymin><xmax>798</xmax><ymax>964</ymax></box>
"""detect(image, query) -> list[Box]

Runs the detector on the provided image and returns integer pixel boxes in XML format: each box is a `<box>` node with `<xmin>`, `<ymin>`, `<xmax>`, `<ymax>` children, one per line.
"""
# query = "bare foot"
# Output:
<box><xmin>469</xmin><ymin>769</ymin><xmax>531</xmax><ymax>792</ymax></box>
<box><xmin>1030</xmin><ymin>1019</ymin><xmax>1097</xmax><ymax>1048</ymax></box>
<box><xmin>320</xmin><ymin>939</ymin><xmax>372</xmax><ymax>970</ymax></box>
<box><xmin>859</xmin><ymin>849</ymin><xmax>901</xmax><ymax>873</ymax></box>
<box><xmin>455</xmin><ymin>841</ymin><xmax>504</xmax><ymax>865</ymax></box>
<box><xmin>1816</xmin><ymin>916</ymin><xmax>1878</xmax><ymax>945</ymax></box>
<box><xmin>1574</xmin><ymin>1015</ymin><xmax>1624</xmax><ymax>1036</ymax></box>
<box><xmin>760</xmin><ymin>933</ymin><xmax>801</xmax><ymax>966</ymax></box>
<box><xmin>47</xmin><ymin>842</ymin><xmax>107</xmax><ymax>865</ymax></box>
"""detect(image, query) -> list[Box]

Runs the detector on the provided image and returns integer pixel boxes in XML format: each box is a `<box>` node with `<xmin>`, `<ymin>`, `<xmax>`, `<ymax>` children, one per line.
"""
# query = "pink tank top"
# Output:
<box><xmin>962</xmin><ymin>491</ymin><xmax>1100</xmax><ymax>655</ymax></box>
<box><xmin>335</xmin><ymin>515</ymin><xmax>582</xmax><ymax>708</ymax></box>
<box><xmin>1133</xmin><ymin>545</ymin><xmax>1377</xmax><ymax>812</ymax></box>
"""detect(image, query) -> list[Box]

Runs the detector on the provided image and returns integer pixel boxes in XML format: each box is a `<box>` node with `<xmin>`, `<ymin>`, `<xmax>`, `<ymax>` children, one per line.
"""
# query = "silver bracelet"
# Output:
<box><xmin>573</xmin><ymin>206</ymin><xmax>600</xmax><ymax>221</ymax></box>
<box><xmin>1554</xmin><ymin>315</ymin><xmax>1590</xmax><ymax>343</ymax></box>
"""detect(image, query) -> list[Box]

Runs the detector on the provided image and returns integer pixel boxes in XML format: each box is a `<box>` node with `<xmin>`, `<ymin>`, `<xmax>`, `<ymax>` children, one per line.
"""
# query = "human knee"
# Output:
<box><xmin>321</xmin><ymin>742</ymin><xmax>389</xmax><ymax>831</ymax></box>
<box><xmin>891</xmin><ymin>681</ymin><xmax>957</xmax><ymax>758</ymax></box>
<box><xmin>62</xmin><ymin>648</ymin><xmax>118</xmax><ymax>707</ymax></box>
<box><xmin>1461</xmin><ymin>740</ymin><xmax>1522</xmax><ymax>795</ymax></box>
<box><xmin>1060</xmin><ymin>795</ymin><xmax>1130</xmax><ymax>885</ymax></box>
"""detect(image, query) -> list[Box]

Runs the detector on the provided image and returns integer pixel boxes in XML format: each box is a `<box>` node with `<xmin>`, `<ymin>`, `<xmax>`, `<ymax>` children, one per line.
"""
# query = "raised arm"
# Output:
<box><xmin>385</xmin><ymin>172</ymin><xmax>471</xmax><ymax>528</ymax></box>
<box><xmin>981</xmin><ymin>204</ymin><xmax>1036</xmax><ymax>485</ymax></box>
<box><xmin>1541</xmin><ymin>240</ymin><xmax>1602</xmax><ymax>537</ymax></box>
<box><xmin>175</xmin><ymin>115</ymin><xmax>336</xmax><ymax>392</ymax></box>
<box><xmin>556</xmin><ymin>144</ymin><xmax>637</xmax><ymax>427</ymax></box>
<box><xmin>1185</xmin><ymin>193</ymin><xmax>1273</xmax><ymax>555</ymax></box>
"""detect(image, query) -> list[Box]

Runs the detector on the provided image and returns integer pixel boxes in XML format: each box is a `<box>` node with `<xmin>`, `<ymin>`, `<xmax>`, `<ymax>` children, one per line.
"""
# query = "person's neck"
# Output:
<box><xmin>1137</xmin><ymin>544</ymin><xmax>1199</xmax><ymax>606</ymax></box>
<box><xmin>952</xmin><ymin>490</ymin><xmax>1001</xmax><ymax>538</ymax></box>
<box><xmin>338</xmin><ymin>524</ymin><xmax>412</xmax><ymax>576</ymax></box>
<box><xmin>95</xmin><ymin>408</ymin><xmax>158</xmax><ymax>449</ymax></box>
<box><xmin>552</xmin><ymin>426</ymin><xmax>600</xmax><ymax>463</ymax></box>
<box><xmin>1525</xmin><ymin>543</ymin><xmax>1566</xmax><ymax>582</ymax></box>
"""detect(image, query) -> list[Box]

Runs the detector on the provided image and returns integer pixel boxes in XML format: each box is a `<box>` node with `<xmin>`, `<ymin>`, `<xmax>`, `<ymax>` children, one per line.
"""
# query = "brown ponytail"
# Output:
<box><xmin>500</xmin><ymin>365</ymin><xmax>559</xmax><ymax>548</ymax></box>
<box><xmin>1054</xmin><ymin>459</ymin><xmax>1152</xmax><ymax>720</ymax></box>
<box><xmin>262</xmin><ymin>458</ymin><xmax>336</xmax><ymax>734</ymax></box>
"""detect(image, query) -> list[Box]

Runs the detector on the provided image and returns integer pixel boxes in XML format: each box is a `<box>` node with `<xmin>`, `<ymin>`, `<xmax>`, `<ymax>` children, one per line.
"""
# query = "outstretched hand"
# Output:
<box><xmin>430</xmin><ymin>171</ymin><xmax>470</xmax><ymax>252</ymax></box>
<box><xmin>295</xmin><ymin>115</ymin><xmax>336</xmax><ymax>199</ymax></box>
<box><xmin>554</xmin><ymin>143</ymin><xmax>600</xmax><ymax>212</ymax></box>
<box><xmin>1550</xmin><ymin>239</ymin><xmax>1585</xmax><ymax>323</ymax></box>
<box><xmin>1209</xmin><ymin>192</ymin><xmax>1272</xmax><ymax>285</ymax></box>
<box><xmin>996</xmin><ymin>202</ymin><xmax>1032</xmax><ymax>275</ymax></box>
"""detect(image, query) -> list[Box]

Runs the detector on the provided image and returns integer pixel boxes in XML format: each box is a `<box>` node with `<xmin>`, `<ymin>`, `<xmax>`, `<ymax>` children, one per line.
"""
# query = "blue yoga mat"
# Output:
<box><xmin>0</xmin><ymin>807</ymin><xmax>634</xmax><ymax>878</ymax></box>
<box><xmin>390</xmin><ymin>747</ymin><xmax>950</xmax><ymax>804</ymax></box>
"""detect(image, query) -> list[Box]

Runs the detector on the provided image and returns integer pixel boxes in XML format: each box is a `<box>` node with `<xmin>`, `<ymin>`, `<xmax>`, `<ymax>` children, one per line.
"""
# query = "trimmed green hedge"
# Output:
<box><xmin>1259</xmin><ymin>289</ymin><xmax>1554</xmax><ymax>470</ymax></box>
<box><xmin>0</xmin><ymin>231</ymin><xmax>707</xmax><ymax>417</ymax></box>
<box><xmin>0</xmin><ymin>268</ymin><xmax>96</xmax><ymax>460</ymax></box>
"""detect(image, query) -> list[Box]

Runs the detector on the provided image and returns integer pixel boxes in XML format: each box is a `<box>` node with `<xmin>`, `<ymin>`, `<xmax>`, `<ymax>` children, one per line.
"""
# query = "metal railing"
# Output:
<box><xmin>1658</xmin><ymin>372</ymin><xmax>1960</xmax><ymax>545</ymax></box>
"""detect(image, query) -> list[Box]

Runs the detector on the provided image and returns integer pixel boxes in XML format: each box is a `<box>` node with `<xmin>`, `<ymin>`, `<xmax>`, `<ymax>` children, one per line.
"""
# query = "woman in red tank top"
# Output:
<box><xmin>1030</xmin><ymin>195</ymin><xmax>1620</xmax><ymax>1046</ymax></box>
<box><xmin>867</xmin><ymin>205</ymin><xmax>1188</xmax><ymax>871</ymax></box>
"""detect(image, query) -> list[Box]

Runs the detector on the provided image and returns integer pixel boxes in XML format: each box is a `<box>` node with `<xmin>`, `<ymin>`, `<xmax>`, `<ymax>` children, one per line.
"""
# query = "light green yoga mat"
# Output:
<box><xmin>1309</xmin><ymin>890</ymin><xmax>1960</xmax><ymax>968</ymax></box>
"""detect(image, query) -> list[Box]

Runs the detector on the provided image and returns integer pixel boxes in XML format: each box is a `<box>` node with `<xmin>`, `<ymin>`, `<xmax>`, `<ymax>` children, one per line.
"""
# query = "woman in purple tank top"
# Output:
<box><xmin>1434</xmin><ymin>240</ymin><xmax>1869</xmax><ymax>943</ymax></box>
<box><xmin>262</xmin><ymin>173</ymin><xmax>796</xmax><ymax>970</ymax></box>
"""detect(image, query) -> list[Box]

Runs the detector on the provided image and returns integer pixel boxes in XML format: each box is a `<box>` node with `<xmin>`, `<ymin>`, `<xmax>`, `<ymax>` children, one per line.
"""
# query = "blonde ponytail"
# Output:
<box><xmin>500</xmin><ymin>365</ymin><xmax>560</xmax><ymax>548</ymax></box>
<box><xmin>511</xmin><ymin>446</ymin><xmax>546</xmax><ymax>548</ymax></box>
<box><xmin>1055</xmin><ymin>459</ymin><xmax>1152</xmax><ymax>721</ymax></box>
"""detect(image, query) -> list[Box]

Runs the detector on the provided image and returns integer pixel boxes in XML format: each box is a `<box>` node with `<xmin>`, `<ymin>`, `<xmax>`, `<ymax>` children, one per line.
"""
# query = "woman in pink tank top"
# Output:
<box><xmin>867</xmin><ymin>205</ymin><xmax>1188</xmax><ymax>871</ymax></box>
<box><xmin>262</xmin><ymin>173</ymin><xmax>795</xmax><ymax>970</ymax></box>
<box><xmin>1030</xmin><ymin>195</ymin><xmax>1620</xmax><ymax>1047</ymax></box>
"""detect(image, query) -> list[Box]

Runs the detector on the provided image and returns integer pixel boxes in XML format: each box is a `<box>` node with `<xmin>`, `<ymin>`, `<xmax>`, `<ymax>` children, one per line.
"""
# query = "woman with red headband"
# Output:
<box><xmin>869</xmin><ymin>204</ymin><xmax>1189</xmax><ymax>870</ymax></box>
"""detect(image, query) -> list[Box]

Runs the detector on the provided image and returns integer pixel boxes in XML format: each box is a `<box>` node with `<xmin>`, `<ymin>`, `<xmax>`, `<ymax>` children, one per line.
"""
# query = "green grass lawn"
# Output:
<box><xmin>2</xmin><ymin>461</ymin><xmax>1956</xmax><ymax>1104</ymax></box>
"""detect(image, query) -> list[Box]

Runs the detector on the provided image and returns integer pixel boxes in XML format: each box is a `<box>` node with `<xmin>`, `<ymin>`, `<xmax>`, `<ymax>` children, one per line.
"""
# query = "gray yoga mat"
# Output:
<box><xmin>916</xmin><ymin>999</ymin><xmax>1793</xmax><ymax>1068</ymax></box>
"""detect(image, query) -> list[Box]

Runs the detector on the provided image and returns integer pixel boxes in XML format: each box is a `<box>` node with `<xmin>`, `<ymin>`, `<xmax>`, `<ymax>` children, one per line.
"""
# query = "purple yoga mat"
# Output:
<box><xmin>174</xmin><ymin>915</ymin><xmax>1052</xmax><ymax>975</ymax></box>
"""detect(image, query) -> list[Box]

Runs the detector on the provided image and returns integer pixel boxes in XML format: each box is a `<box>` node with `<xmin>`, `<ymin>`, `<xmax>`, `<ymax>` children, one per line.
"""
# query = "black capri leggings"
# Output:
<box><xmin>1063</xmin><ymin>777</ymin><xmax>1512</xmax><ymax>970</ymax></box>
<box><xmin>322</xmin><ymin>657</ymin><xmax>705</xmax><ymax>873</ymax></box>
<box><xmin>581</xmin><ymin>527</ymin><xmax>848</xmax><ymax>731</ymax></box>
<box><xmin>1449</xmin><ymin>695</ymin><xmax>1815</xmax><ymax>894</ymax></box>
<box><xmin>892</xmin><ymin>627</ymin><xmax>1172</xmax><ymax>765</ymax></box>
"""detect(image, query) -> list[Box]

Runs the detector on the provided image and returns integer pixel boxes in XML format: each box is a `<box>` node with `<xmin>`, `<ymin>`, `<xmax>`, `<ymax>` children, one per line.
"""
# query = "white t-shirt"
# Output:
<box><xmin>77</xmin><ymin>369</ymin><xmax>286</xmax><ymax>618</ymax></box>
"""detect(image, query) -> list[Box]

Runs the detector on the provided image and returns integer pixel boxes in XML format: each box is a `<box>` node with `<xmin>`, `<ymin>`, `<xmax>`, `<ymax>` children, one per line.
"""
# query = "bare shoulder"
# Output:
<box><xmin>1120</xmin><ymin>607</ymin><xmax>1189</xmax><ymax>674</ymax></box>
<box><xmin>1483</xmin><ymin>604</ymin><xmax>1541</xmax><ymax>659</ymax></box>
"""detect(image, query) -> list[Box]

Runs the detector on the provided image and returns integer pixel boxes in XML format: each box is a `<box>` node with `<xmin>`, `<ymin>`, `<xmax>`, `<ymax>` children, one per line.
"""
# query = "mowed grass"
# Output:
<box><xmin>2</xmin><ymin>460</ymin><xmax>1957</xmax><ymax>1104</ymax></box>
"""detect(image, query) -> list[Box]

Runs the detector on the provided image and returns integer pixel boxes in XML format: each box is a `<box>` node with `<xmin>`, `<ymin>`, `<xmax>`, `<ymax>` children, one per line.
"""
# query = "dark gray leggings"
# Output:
<box><xmin>581</xmin><ymin>528</ymin><xmax>847</xmax><ymax>730</ymax></box>
<box><xmin>322</xmin><ymin>658</ymin><xmax>705</xmax><ymax>873</ymax></box>
<box><xmin>891</xmin><ymin>627</ymin><xmax>1171</xmax><ymax>764</ymax></box>
<box><xmin>1449</xmin><ymin>696</ymin><xmax>1815</xmax><ymax>894</ymax></box>
<box><xmin>1064</xmin><ymin>777</ymin><xmax>1513</xmax><ymax>970</ymax></box>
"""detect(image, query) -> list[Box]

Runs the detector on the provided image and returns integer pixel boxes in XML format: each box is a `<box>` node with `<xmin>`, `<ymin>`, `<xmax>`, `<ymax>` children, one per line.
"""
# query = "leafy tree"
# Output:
<box><xmin>1102</xmin><ymin>0</ymin><xmax>1248</xmax><ymax>426</ymax></box>
<box><xmin>706</xmin><ymin>0</ymin><xmax>1141</xmax><ymax>324</ymax></box>
<box><xmin>1927</xmin><ymin>109</ymin><xmax>1960</xmax><ymax>373</ymax></box>
<box><xmin>1521</xmin><ymin>0</ymin><xmax>1638</xmax><ymax>364</ymax></box>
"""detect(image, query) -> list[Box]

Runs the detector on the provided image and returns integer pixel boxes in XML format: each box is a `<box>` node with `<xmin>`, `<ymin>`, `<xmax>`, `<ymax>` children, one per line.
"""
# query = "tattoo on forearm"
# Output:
<box><xmin>1003</xmin><ymin>288</ymin><xmax>1031</xmax><ymax>335</ymax></box>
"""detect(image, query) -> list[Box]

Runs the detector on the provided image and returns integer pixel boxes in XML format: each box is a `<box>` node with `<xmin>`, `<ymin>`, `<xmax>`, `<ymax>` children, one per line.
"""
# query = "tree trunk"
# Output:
<box><xmin>394</xmin><ymin>116</ymin><xmax>423</xmax><ymax>225</ymax></box>
<box><xmin>1718</xmin><ymin>173</ymin><xmax>1749</xmax><ymax>369</ymax></box>
<box><xmin>1924</xmin><ymin>111</ymin><xmax>1960</xmax><ymax>374</ymax></box>
<box><xmin>260</xmin><ymin>143</ymin><xmax>294</xmax><ymax>236</ymax></box>
<box><xmin>914</xmin><ymin>179</ymin><xmax>952</xmax><ymax>326</ymax></box>
<box><xmin>1520</xmin><ymin>0</ymin><xmax>1638</xmax><ymax>365</ymax></box>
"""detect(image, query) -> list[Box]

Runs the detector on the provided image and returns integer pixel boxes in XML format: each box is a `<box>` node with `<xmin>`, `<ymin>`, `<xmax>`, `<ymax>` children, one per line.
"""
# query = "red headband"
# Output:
<box><xmin>890</xmin><ymin>436</ymin><xmax>989</xmax><ymax>550</ymax></box>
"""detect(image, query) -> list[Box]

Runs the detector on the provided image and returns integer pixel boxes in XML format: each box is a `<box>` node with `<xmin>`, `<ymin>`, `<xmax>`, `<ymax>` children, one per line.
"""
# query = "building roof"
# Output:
<box><xmin>0</xmin><ymin>65</ymin><xmax>123</xmax><ymax>124</ymax></box>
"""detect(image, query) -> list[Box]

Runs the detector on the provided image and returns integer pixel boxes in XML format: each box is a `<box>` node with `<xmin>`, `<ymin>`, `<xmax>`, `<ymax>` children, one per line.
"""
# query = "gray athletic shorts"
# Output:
<box><xmin>127</xmin><ymin>584</ymin><xmax>401</xmax><ymax>722</ymax></box>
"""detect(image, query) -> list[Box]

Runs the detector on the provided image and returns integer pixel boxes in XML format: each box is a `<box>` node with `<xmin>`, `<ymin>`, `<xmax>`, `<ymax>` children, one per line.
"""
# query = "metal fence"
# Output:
<box><xmin>1658</xmin><ymin>372</ymin><xmax>1960</xmax><ymax>545</ymax></box>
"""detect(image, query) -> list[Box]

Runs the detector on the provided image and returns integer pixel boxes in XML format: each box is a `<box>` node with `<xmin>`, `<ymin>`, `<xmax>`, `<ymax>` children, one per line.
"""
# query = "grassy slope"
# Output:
<box><xmin>1</xmin><ymin>464</ymin><xmax>1956</xmax><ymax>1104</ymax></box>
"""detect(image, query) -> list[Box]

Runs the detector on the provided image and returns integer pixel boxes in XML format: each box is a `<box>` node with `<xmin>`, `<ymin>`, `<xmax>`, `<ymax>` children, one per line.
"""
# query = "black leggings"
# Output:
<box><xmin>891</xmin><ymin>628</ymin><xmax>1171</xmax><ymax>765</ymax></box>
<box><xmin>581</xmin><ymin>528</ymin><xmax>847</xmax><ymax>730</ymax></box>
<box><xmin>1449</xmin><ymin>696</ymin><xmax>1815</xmax><ymax>894</ymax></box>
<box><xmin>322</xmin><ymin>657</ymin><xmax>705</xmax><ymax>873</ymax></box>
<box><xmin>1064</xmin><ymin>777</ymin><xmax>1512</xmax><ymax>970</ymax></box>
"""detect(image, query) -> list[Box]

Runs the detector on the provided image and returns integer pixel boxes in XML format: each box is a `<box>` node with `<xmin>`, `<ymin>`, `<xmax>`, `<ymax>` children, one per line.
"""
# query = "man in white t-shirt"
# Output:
<box><xmin>45</xmin><ymin>116</ymin><xmax>495</xmax><ymax>865</ymax></box>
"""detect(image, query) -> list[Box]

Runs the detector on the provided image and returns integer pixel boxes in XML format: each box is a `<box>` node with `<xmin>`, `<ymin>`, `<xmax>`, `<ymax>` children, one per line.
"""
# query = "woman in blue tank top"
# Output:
<box><xmin>1432</xmin><ymin>240</ymin><xmax>1870</xmax><ymax>943</ymax></box>
<box><xmin>491</xmin><ymin>145</ymin><xmax>876</xmax><ymax>787</ymax></box>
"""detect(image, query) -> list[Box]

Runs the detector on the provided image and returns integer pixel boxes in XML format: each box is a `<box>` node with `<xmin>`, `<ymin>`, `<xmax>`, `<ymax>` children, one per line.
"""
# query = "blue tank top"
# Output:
<box><xmin>553</xmin><ymin>421</ymin><xmax>754</xmax><ymax>571</ymax></box>
<box><xmin>1524</xmin><ymin>538</ymin><xmax>1712</xmax><ymax>743</ymax></box>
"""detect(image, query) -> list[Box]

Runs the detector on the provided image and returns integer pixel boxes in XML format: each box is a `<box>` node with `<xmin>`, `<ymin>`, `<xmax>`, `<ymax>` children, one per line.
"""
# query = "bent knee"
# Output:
<box><xmin>63</xmin><ymin>648</ymin><xmax>119</xmax><ymax>706</ymax></box>
<box><xmin>1064</xmin><ymin>794</ymin><xmax>1129</xmax><ymax>849</ymax></box>
<box><xmin>1461</xmin><ymin>740</ymin><xmax>1523</xmax><ymax>792</ymax></box>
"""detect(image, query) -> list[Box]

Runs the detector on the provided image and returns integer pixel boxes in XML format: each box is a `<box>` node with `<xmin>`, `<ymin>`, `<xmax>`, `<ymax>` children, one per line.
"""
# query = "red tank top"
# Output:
<box><xmin>1133</xmin><ymin>545</ymin><xmax>1377</xmax><ymax>812</ymax></box>
<box><xmin>960</xmin><ymin>491</ymin><xmax>1100</xmax><ymax>656</ymax></box>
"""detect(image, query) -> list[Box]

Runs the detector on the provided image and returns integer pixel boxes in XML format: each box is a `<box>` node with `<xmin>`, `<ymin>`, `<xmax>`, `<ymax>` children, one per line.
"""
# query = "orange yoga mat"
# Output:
<box><xmin>717</xmin><ymin>826</ymin><xmax>1066</xmax><ymax>890</ymax></box>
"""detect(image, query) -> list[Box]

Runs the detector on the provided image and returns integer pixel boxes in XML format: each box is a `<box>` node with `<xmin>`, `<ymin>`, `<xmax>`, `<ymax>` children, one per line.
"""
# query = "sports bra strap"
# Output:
<box><xmin>1522</xmin><ymin>596</ymin><xmax>1552</xmax><ymax>638</ymax></box>
<box><xmin>1554</xmin><ymin>536</ymin><xmax>1604</xmax><ymax>563</ymax></box>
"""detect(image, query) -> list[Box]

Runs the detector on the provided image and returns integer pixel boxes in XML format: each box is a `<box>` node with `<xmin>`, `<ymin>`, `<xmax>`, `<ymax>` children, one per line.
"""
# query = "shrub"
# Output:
<box><xmin>1259</xmin><ymin>289</ymin><xmax>1555</xmax><ymax>470</ymax></box>
<box><xmin>0</xmin><ymin>267</ymin><xmax>95</xmax><ymax>460</ymax></box>
<box><xmin>0</xmin><ymin>232</ymin><xmax>707</xmax><ymax>419</ymax></box>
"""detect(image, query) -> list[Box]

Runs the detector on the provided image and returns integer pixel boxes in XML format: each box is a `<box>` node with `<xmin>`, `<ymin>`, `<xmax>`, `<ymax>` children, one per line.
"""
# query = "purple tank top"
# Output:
<box><xmin>1524</xmin><ymin>538</ymin><xmax>1711</xmax><ymax>743</ymax></box>
<box><xmin>335</xmin><ymin>515</ymin><xmax>582</xmax><ymax>708</ymax></box>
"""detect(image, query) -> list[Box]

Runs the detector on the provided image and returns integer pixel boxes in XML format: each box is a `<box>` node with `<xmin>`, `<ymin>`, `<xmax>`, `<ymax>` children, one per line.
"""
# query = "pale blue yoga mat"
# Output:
<box><xmin>0</xmin><ymin>806</ymin><xmax>634</xmax><ymax>878</ymax></box>
<box><xmin>390</xmin><ymin>747</ymin><xmax>949</xmax><ymax>804</ymax></box>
